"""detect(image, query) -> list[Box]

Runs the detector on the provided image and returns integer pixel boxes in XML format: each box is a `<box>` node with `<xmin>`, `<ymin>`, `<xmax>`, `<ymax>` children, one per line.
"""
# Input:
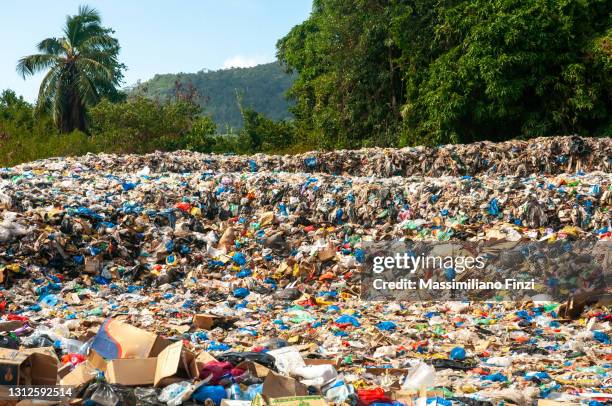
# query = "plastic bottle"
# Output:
<box><xmin>245</xmin><ymin>384</ymin><xmax>263</xmax><ymax>400</ymax></box>
<box><xmin>227</xmin><ymin>382</ymin><xmax>246</xmax><ymax>400</ymax></box>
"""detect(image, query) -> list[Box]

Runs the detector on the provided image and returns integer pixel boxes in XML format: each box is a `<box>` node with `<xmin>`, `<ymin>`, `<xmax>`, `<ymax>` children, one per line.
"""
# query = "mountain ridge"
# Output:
<box><xmin>131</xmin><ymin>62</ymin><xmax>295</xmax><ymax>131</ymax></box>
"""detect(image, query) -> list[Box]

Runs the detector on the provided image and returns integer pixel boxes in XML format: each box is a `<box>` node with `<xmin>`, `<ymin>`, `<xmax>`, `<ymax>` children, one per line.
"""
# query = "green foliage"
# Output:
<box><xmin>89</xmin><ymin>96</ymin><xmax>217</xmax><ymax>153</ymax></box>
<box><xmin>394</xmin><ymin>0</ymin><xmax>612</xmax><ymax>145</ymax></box>
<box><xmin>132</xmin><ymin>62</ymin><xmax>296</xmax><ymax>131</ymax></box>
<box><xmin>278</xmin><ymin>0</ymin><xmax>612</xmax><ymax>147</ymax></box>
<box><xmin>0</xmin><ymin>90</ymin><xmax>36</xmax><ymax>130</ymax></box>
<box><xmin>241</xmin><ymin>108</ymin><xmax>297</xmax><ymax>152</ymax></box>
<box><xmin>183</xmin><ymin>116</ymin><xmax>218</xmax><ymax>152</ymax></box>
<box><xmin>277</xmin><ymin>0</ymin><xmax>403</xmax><ymax>149</ymax></box>
<box><xmin>0</xmin><ymin>90</ymin><xmax>101</xmax><ymax>166</ymax></box>
<box><xmin>0</xmin><ymin>91</ymin><xmax>220</xmax><ymax>166</ymax></box>
<box><xmin>4</xmin><ymin>0</ymin><xmax>611</xmax><ymax>167</ymax></box>
<box><xmin>17</xmin><ymin>5</ymin><xmax>125</xmax><ymax>133</ymax></box>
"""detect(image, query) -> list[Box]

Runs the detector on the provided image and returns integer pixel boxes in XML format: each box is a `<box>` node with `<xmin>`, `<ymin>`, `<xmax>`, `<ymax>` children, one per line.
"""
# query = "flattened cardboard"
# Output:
<box><xmin>153</xmin><ymin>341</ymin><xmax>198</xmax><ymax>387</ymax></box>
<box><xmin>91</xmin><ymin>318</ymin><xmax>161</xmax><ymax>359</ymax></box>
<box><xmin>262</xmin><ymin>371</ymin><xmax>308</xmax><ymax>399</ymax></box>
<box><xmin>192</xmin><ymin>314</ymin><xmax>237</xmax><ymax>330</ymax></box>
<box><xmin>106</xmin><ymin>358</ymin><xmax>156</xmax><ymax>386</ymax></box>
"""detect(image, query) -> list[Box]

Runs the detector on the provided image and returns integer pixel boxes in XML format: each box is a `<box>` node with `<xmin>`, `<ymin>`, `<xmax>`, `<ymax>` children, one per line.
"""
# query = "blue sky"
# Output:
<box><xmin>0</xmin><ymin>1</ymin><xmax>312</xmax><ymax>101</ymax></box>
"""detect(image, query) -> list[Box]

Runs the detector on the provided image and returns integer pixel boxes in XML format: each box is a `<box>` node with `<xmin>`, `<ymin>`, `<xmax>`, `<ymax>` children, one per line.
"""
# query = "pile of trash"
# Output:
<box><xmin>0</xmin><ymin>135</ymin><xmax>610</xmax><ymax>405</ymax></box>
<box><xmin>6</xmin><ymin>135</ymin><xmax>612</xmax><ymax>177</ymax></box>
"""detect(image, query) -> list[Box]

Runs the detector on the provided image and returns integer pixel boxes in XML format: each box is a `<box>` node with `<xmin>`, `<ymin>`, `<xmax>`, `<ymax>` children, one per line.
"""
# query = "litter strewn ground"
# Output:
<box><xmin>0</xmin><ymin>135</ymin><xmax>610</xmax><ymax>405</ymax></box>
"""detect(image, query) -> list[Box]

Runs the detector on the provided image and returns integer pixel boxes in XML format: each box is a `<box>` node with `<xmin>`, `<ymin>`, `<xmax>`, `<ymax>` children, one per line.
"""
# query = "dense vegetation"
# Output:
<box><xmin>131</xmin><ymin>62</ymin><xmax>296</xmax><ymax>131</ymax></box>
<box><xmin>1</xmin><ymin>1</ymin><xmax>610</xmax><ymax>167</ymax></box>
<box><xmin>0</xmin><ymin>89</ymin><xmax>296</xmax><ymax>167</ymax></box>
<box><xmin>278</xmin><ymin>0</ymin><xmax>611</xmax><ymax>148</ymax></box>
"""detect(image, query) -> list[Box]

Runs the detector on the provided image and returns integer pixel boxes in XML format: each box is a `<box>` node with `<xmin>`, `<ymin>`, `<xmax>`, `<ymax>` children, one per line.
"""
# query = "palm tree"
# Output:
<box><xmin>17</xmin><ymin>5</ymin><xmax>124</xmax><ymax>133</ymax></box>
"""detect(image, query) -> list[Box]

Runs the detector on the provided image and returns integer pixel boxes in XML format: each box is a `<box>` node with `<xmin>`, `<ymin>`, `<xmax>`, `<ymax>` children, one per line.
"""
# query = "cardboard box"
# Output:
<box><xmin>20</xmin><ymin>347</ymin><xmax>59</xmax><ymax>385</ymax></box>
<box><xmin>0</xmin><ymin>348</ymin><xmax>31</xmax><ymax>385</ymax></box>
<box><xmin>154</xmin><ymin>341</ymin><xmax>198</xmax><ymax>387</ymax></box>
<box><xmin>106</xmin><ymin>358</ymin><xmax>157</xmax><ymax>386</ymax></box>
<box><xmin>195</xmin><ymin>350</ymin><xmax>217</xmax><ymax>371</ymax></box>
<box><xmin>59</xmin><ymin>361</ymin><xmax>96</xmax><ymax>387</ymax></box>
<box><xmin>90</xmin><ymin>318</ymin><xmax>167</xmax><ymax>359</ymax></box>
<box><xmin>86</xmin><ymin>349</ymin><xmax>108</xmax><ymax>372</ymax></box>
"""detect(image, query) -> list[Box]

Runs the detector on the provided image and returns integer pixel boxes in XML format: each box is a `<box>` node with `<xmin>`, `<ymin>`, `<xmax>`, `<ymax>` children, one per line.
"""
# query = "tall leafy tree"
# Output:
<box><xmin>392</xmin><ymin>0</ymin><xmax>612</xmax><ymax>145</ymax></box>
<box><xmin>277</xmin><ymin>0</ymin><xmax>404</xmax><ymax>149</ymax></box>
<box><xmin>17</xmin><ymin>5</ymin><xmax>125</xmax><ymax>133</ymax></box>
<box><xmin>278</xmin><ymin>0</ymin><xmax>611</xmax><ymax>147</ymax></box>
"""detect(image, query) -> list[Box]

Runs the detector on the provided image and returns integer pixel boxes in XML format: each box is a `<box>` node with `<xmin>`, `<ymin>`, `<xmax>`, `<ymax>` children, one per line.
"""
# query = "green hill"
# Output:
<box><xmin>131</xmin><ymin>62</ymin><xmax>295</xmax><ymax>131</ymax></box>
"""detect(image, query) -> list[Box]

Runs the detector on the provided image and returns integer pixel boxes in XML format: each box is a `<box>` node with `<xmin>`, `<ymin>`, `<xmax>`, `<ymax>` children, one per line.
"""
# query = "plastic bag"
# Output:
<box><xmin>90</xmin><ymin>382</ymin><xmax>120</xmax><ymax>406</ymax></box>
<box><xmin>402</xmin><ymin>362</ymin><xmax>436</xmax><ymax>390</ymax></box>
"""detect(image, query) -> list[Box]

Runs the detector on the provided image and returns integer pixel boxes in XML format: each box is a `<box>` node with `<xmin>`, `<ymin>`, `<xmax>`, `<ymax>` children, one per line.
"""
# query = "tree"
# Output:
<box><xmin>277</xmin><ymin>0</ymin><xmax>611</xmax><ymax>147</ymax></box>
<box><xmin>241</xmin><ymin>107</ymin><xmax>296</xmax><ymax>152</ymax></box>
<box><xmin>0</xmin><ymin>90</ymin><xmax>34</xmax><ymax>129</ymax></box>
<box><xmin>392</xmin><ymin>0</ymin><xmax>612</xmax><ymax>145</ymax></box>
<box><xmin>17</xmin><ymin>5</ymin><xmax>125</xmax><ymax>133</ymax></box>
<box><xmin>277</xmin><ymin>0</ymin><xmax>404</xmax><ymax>149</ymax></box>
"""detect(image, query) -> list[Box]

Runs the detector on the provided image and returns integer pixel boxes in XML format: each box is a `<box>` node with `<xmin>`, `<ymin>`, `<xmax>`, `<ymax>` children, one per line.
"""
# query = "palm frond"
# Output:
<box><xmin>79</xmin><ymin>33</ymin><xmax>120</xmax><ymax>53</ymax></box>
<box><xmin>36</xmin><ymin>37</ymin><xmax>65</xmax><ymax>56</ymax></box>
<box><xmin>16</xmin><ymin>54</ymin><xmax>61</xmax><ymax>78</ymax></box>
<box><xmin>74</xmin><ymin>71</ymin><xmax>99</xmax><ymax>106</ymax></box>
<box><xmin>77</xmin><ymin>5</ymin><xmax>101</xmax><ymax>24</ymax></box>
<box><xmin>77</xmin><ymin>57</ymin><xmax>114</xmax><ymax>81</ymax></box>
<box><xmin>35</xmin><ymin>65</ymin><xmax>62</xmax><ymax>116</ymax></box>
<box><xmin>64</xmin><ymin>5</ymin><xmax>103</xmax><ymax>47</ymax></box>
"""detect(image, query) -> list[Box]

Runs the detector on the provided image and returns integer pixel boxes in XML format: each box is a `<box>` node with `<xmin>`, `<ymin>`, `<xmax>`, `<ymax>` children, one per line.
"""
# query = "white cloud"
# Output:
<box><xmin>221</xmin><ymin>54</ymin><xmax>271</xmax><ymax>69</ymax></box>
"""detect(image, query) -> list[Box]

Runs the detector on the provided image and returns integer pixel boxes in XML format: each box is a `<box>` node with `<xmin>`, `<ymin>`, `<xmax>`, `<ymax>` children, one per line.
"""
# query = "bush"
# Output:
<box><xmin>183</xmin><ymin>116</ymin><xmax>217</xmax><ymax>152</ymax></box>
<box><xmin>0</xmin><ymin>91</ymin><xmax>222</xmax><ymax>166</ymax></box>
<box><xmin>241</xmin><ymin>108</ymin><xmax>297</xmax><ymax>153</ymax></box>
<box><xmin>89</xmin><ymin>96</ymin><xmax>212</xmax><ymax>153</ymax></box>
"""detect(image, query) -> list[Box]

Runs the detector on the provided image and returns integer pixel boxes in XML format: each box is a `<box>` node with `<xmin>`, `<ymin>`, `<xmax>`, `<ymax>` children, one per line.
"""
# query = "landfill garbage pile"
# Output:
<box><xmin>0</xmin><ymin>135</ymin><xmax>610</xmax><ymax>406</ymax></box>
<box><xmin>6</xmin><ymin>135</ymin><xmax>611</xmax><ymax>177</ymax></box>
